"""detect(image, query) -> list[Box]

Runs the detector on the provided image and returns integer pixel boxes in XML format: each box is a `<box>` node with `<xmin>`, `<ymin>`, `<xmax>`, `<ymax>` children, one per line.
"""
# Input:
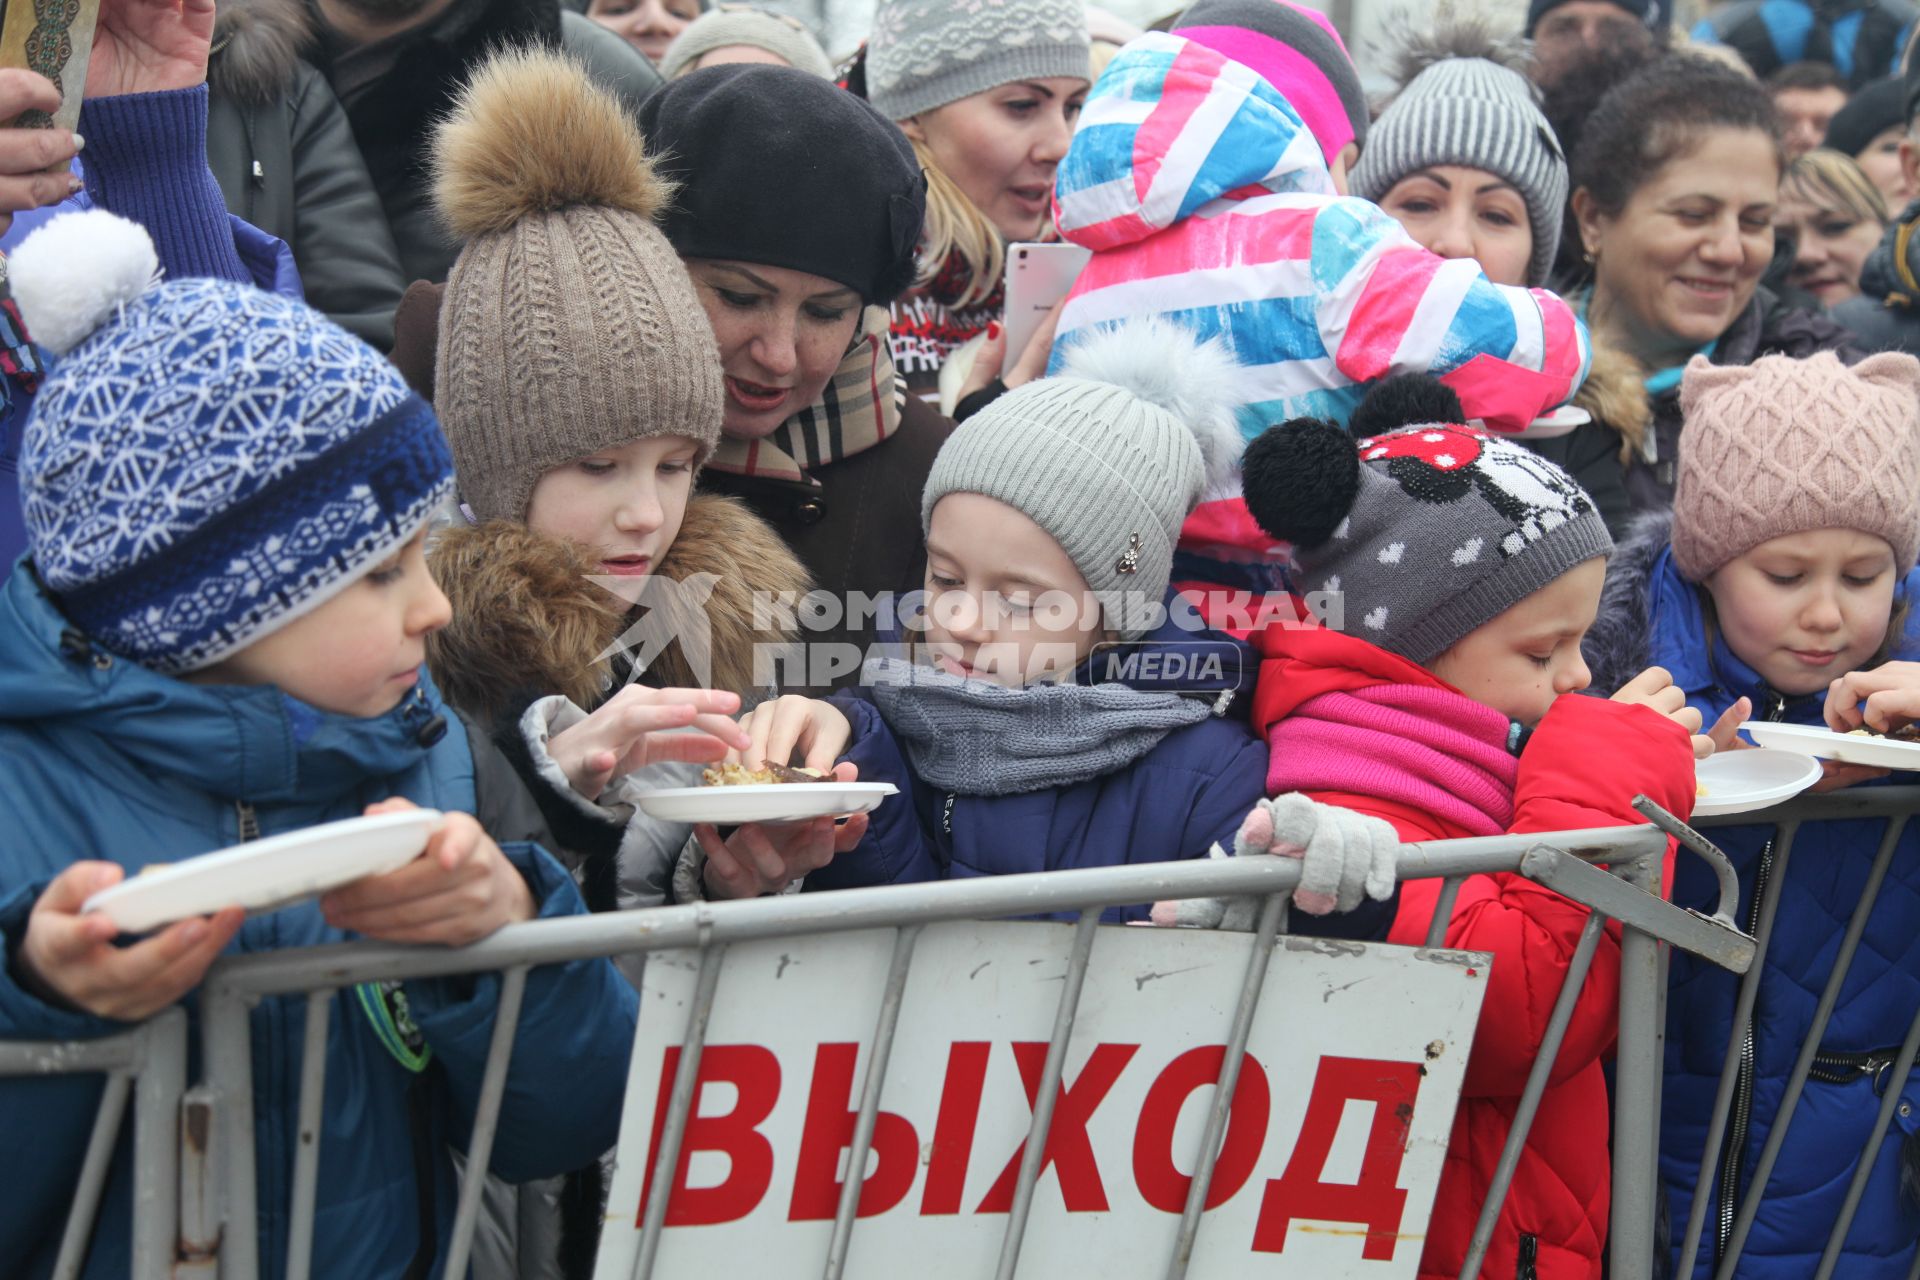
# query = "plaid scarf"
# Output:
<box><xmin>0</xmin><ymin>268</ymin><xmax>43</xmax><ymax>398</ymax></box>
<box><xmin>705</xmin><ymin>306</ymin><xmax>902</xmax><ymax>484</ymax></box>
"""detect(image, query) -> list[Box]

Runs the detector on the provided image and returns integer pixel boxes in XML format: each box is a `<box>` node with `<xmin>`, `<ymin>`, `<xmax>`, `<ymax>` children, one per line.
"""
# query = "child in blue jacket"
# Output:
<box><xmin>680</xmin><ymin>320</ymin><xmax>1398</xmax><ymax>937</ymax></box>
<box><xmin>1584</xmin><ymin>350</ymin><xmax>1920</xmax><ymax>1280</ymax></box>
<box><xmin>0</xmin><ymin>210</ymin><xmax>729</xmax><ymax>1279</ymax></box>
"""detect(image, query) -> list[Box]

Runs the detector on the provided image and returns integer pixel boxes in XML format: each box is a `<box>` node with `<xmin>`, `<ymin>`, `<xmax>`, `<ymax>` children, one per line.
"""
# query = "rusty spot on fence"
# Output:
<box><xmin>185</xmin><ymin>1101</ymin><xmax>210</xmax><ymax>1151</ymax></box>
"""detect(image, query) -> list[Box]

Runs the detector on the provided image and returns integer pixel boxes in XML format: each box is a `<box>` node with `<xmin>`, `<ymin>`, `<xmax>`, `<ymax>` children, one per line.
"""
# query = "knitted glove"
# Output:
<box><xmin>1150</xmin><ymin>795</ymin><xmax>1400</xmax><ymax>930</ymax></box>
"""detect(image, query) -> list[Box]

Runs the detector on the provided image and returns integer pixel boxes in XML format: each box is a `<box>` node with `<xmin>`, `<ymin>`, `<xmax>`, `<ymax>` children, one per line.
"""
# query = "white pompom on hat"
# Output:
<box><xmin>10</xmin><ymin>209</ymin><xmax>160</xmax><ymax>357</ymax></box>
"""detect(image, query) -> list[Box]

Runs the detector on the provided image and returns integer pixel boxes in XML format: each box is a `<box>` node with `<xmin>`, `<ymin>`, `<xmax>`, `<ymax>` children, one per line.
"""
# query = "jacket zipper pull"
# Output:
<box><xmin>235</xmin><ymin>801</ymin><xmax>260</xmax><ymax>843</ymax></box>
<box><xmin>1516</xmin><ymin>1233</ymin><xmax>1538</xmax><ymax>1280</ymax></box>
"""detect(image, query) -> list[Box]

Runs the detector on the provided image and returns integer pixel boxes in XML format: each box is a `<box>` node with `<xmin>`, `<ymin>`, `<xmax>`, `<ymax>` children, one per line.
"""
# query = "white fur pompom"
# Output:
<box><xmin>1060</xmin><ymin>317</ymin><xmax>1244</xmax><ymax>498</ymax></box>
<box><xmin>10</xmin><ymin>210</ymin><xmax>161</xmax><ymax>357</ymax></box>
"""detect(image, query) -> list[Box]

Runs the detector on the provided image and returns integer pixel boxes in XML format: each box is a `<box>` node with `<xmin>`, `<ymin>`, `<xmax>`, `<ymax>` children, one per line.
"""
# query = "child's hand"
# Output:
<box><xmin>1611</xmin><ymin>666</ymin><xmax>1712</xmax><ymax>757</ymax></box>
<box><xmin>548</xmin><ymin>687</ymin><xmax>752</xmax><ymax>800</ymax></box>
<box><xmin>694</xmin><ymin>763</ymin><xmax>868</xmax><ymax>899</ymax></box>
<box><xmin>728</xmin><ymin>695</ymin><xmax>853</xmax><ymax>774</ymax></box>
<box><xmin>321</xmin><ymin>799</ymin><xmax>535</xmax><ymax>946</ymax></box>
<box><xmin>1825</xmin><ymin>662</ymin><xmax>1920</xmax><ymax>736</ymax></box>
<box><xmin>1699</xmin><ymin>697</ymin><xmax>1753</xmax><ymax>758</ymax></box>
<box><xmin>18</xmin><ymin>863</ymin><xmax>243</xmax><ymax>1021</ymax></box>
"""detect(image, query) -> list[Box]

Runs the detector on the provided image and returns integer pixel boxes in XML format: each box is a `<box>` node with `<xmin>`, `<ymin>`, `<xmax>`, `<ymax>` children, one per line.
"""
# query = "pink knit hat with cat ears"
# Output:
<box><xmin>1672</xmin><ymin>351</ymin><xmax>1920</xmax><ymax>581</ymax></box>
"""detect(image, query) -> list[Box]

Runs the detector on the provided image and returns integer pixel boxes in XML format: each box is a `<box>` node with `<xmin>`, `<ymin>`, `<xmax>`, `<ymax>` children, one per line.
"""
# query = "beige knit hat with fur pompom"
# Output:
<box><xmin>1672</xmin><ymin>351</ymin><xmax>1920</xmax><ymax>580</ymax></box>
<box><xmin>431</xmin><ymin>47</ymin><xmax>724</xmax><ymax>523</ymax></box>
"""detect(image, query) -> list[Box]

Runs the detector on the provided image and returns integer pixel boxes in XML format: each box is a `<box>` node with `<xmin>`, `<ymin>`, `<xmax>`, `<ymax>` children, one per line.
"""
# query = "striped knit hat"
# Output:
<box><xmin>1349</xmin><ymin>56</ymin><xmax>1566</xmax><ymax>286</ymax></box>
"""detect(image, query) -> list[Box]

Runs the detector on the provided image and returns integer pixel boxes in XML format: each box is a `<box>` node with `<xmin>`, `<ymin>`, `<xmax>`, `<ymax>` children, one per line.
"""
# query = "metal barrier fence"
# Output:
<box><xmin>1684</xmin><ymin>785</ymin><xmax>1920</xmax><ymax>1280</ymax></box>
<box><xmin>5</xmin><ymin>804</ymin><xmax>1774</xmax><ymax>1279</ymax></box>
<box><xmin>0</xmin><ymin>1007</ymin><xmax>187</xmax><ymax>1279</ymax></box>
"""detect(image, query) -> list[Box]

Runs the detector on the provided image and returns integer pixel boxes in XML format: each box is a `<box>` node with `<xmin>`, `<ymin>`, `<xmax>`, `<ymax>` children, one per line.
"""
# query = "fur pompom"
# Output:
<box><xmin>432</xmin><ymin>47</ymin><xmax>673</xmax><ymax>241</ymax></box>
<box><xmin>1380</xmin><ymin>13</ymin><xmax>1533</xmax><ymax>97</ymax></box>
<box><xmin>1060</xmin><ymin>317</ymin><xmax>1244</xmax><ymax>498</ymax></box>
<box><xmin>10</xmin><ymin>210</ymin><xmax>160</xmax><ymax>357</ymax></box>
<box><xmin>1241</xmin><ymin>418</ymin><xmax>1360</xmax><ymax>550</ymax></box>
<box><xmin>1348</xmin><ymin>373</ymin><xmax>1465</xmax><ymax>440</ymax></box>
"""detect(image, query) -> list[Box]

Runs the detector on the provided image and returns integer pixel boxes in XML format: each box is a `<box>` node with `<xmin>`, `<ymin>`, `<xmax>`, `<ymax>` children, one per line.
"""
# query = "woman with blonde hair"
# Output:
<box><xmin>852</xmin><ymin>0</ymin><xmax>1090</xmax><ymax>399</ymax></box>
<box><xmin>1777</xmin><ymin>147</ymin><xmax>1891</xmax><ymax>309</ymax></box>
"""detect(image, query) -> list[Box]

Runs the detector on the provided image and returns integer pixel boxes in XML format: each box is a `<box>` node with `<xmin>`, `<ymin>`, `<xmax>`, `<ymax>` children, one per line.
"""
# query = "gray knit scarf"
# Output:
<box><xmin>864</xmin><ymin>655</ymin><xmax>1215</xmax><ymax>796</ymax></box>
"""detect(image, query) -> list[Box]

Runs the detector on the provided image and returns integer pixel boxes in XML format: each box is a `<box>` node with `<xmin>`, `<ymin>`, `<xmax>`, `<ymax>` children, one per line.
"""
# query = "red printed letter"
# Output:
<box><xmin>638</xmin><ymin>1044</ymin><xmax>780</xmax><ymax>1227</ymax></box>
<box><xmin>976</xmin><ymin>1042</ymin><xmax>1139</xmax><ymax>1214</ymax></box>
<box><xmin>787</xmin><ymin>1043</ymin><xmax>919</xmax><ymax>1220</ymax></box>
<box><xmin>1252</xmin><ymin>1056</ymin><xmax>1422</xmax><ymax>1261</ymax></box>
<box><xmin>921</xmin><ymin>1042</ymin><xmax>991</xmax><ymax>1215</ymax></box>
<box><xmin>1132</xmin><ymin>1046</ymin><xmax>1272</xmax><ymax>1213</ymax></box>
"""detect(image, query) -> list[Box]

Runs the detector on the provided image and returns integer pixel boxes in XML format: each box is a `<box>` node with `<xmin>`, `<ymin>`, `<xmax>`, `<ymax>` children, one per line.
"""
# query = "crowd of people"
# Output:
<box><xmin>9</xmin><ymin>0</ymin><xmax>1920</xmax><ymax>1276</ymax></box>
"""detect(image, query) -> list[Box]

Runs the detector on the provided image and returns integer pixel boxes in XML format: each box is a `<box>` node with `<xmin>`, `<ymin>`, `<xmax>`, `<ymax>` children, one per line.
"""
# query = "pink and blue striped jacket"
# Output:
<box><xmin>1047</xmin><ymin>31</ymin><xmax>1591</xmax><ymax>577</ymax></box>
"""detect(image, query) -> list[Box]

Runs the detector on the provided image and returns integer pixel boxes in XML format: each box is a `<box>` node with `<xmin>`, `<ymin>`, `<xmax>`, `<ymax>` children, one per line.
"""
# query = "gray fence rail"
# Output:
<box><xmin>3</xmin><ymin>796</ymin><xmax>1805</xmax><ymax>1279</ymax></box>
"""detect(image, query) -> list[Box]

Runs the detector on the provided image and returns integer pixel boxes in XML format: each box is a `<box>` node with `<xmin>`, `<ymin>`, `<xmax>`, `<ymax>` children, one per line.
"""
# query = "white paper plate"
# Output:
<box><xmin>636</xmin><ymin>782</ymin><xmax>898</xmax><ymax>825</ymax></box>
<box><xmin>1743</xmin><ymin>721</ymin><xmax>1920</xmax><ymax>771</ymax></box>
<box><xmin>82</xmin><ymin>809</ymin><xmax>442</xmax><ymax>934</ymax></box>
<box><xmin>1692</xmin><ymin>748</ymin><xmax>1822</xmax><ymax>816</ymax></box>
<box><xmin>1496</xmin><ymin>405</ymin><xmax>1592</xmax><ymax>441</ymax></box>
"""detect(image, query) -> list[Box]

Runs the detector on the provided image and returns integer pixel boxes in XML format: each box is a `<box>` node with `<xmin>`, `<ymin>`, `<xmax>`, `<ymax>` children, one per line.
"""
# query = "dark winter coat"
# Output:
<box><xmin>1524</xmin><ymin>342</ymin><xmax>1643</xmax><ymax>540</ymax></box>
<box><xmin>1835</xmin><ymin>196</ymin><xmax>1920</xmax><ymax>356</ymax></box>
<box><xmin>206</xmin><ymin>0</ymin><xmax>407</xmax><ymax>349</ymax></box>
<box><xmin>1585</xmin><ymin>510</ymin><xmax>1920</xmax><ymax>1280</ymax></box>
<box><xmin>1692</xmin><ymin>0</ymin><xmax>1915</xmax><ymax>88</ymax></box>
<box><xmin>1605</xmin><ymin>287</ymin><xmax>1859</xmax><ymax>517</ymax></box>
<box><xmin>809</xmin><ymin>607</ymin><xmax>1394</xmax><ymax>940</ymax></box>
<box><xmin>0</xmin><ymin>566</ymin><xmax>637</xmax><ymax>1280</ymax></box>
<box><xmin>292</xmin><ymin>0</ymin><xmax>660</xmax><ymax>287</ymax></box>
<box><xmin>696</xmin><ymin>395</ymin><xmax>955</xmax><ymax>697</ymax></box>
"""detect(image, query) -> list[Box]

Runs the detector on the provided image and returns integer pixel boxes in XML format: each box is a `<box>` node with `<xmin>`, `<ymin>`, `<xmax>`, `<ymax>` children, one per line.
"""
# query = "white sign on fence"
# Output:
<box><xmin>595</xmin><ymin>920</ymin><xmax>1491</xmax><ymax>1278</ymax></box>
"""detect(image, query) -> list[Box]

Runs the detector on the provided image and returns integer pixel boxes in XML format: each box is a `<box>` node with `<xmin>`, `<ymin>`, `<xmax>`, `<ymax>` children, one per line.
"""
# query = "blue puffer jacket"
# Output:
<box><xmin>0</xmin><ymin>568</ymin><xmax>639</xmax><ymax>1280</ymax></box>
<box><xmin>1586</xmin><ymin>511</ymin><xmax>1920</xmax><ymax>1280</ymax></box>
<box><xmin>808</xmin><ymin>607</ymin><xmax>1393</xmax><ymax>941</ymax></box>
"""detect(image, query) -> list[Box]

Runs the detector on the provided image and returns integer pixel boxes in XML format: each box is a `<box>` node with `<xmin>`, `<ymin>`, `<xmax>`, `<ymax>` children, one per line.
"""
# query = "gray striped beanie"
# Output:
<box><xmin>1349</xmin><ymin>57</ymin><xmax>1566</xmax><ymax>287</ymax></box>
<box><xmin>867</xmin><ymin>0</ymin><xmax>1091</xmax><ymax>122</ymax></box>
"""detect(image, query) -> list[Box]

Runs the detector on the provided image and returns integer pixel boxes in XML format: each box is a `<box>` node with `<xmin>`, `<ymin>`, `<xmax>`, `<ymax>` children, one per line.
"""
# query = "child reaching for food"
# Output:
<box><xmin>1582</xmin><ymin>351</ymin><xmax>1920</xmax><ymax>1280</ymax></box>
<box><xmin>0</xmin><ymin>211</ymin><xmax>730</xmax><ymax>1277</ymax></box>
<box><xmin>1236</xmin><ymin>375</ymin><xmax>1710</xmax><ymax>1280</ymax></box>
<box><xmin>678</xmin><ymin>320</ymin><xmax>1400</xmax><ymax>937</ymax></box>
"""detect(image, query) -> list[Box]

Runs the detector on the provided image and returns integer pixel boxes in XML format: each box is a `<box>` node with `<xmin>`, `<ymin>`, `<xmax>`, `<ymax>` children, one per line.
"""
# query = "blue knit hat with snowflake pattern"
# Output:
<box><xmin>12</xmin><ymin>210</ymin><xmax>454</xmax><ymax>675</ymax></box>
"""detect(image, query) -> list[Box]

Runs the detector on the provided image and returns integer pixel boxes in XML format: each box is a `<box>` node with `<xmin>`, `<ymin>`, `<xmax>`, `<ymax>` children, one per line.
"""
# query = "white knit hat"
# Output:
<box><xmin>866</xmin><ymin>0</ymin><xmax>1090</xmax><ymax>121</ymax></box>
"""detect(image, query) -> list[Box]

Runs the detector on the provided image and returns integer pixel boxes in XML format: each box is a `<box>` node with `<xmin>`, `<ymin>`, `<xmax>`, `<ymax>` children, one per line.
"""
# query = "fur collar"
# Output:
<box><xmin>211</xmin><ymin>0</ymin><xmax>314</xmax><ymax>105</ymax></box>
<box><xmin>1573</xmin><ymin>339</ymin><xmax>1651</xmax><ymax>465</ymax></box>
<box><xmin>1581</xmin><ymin>507</ymin><xmax>1675</xmax><ymax>698</ymax></box>
<box><xmin>426</xmin><ymin>493</ymin><xmax>812</xmax><ymax>723</ymax></box>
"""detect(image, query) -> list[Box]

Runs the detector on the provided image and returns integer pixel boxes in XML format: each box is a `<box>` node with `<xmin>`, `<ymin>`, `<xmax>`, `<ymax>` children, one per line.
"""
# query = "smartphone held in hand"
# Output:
<box><xmin>1002</xmin><ymin>241</ymin><xmax>1090</xmax><ymax>366</ymax></box>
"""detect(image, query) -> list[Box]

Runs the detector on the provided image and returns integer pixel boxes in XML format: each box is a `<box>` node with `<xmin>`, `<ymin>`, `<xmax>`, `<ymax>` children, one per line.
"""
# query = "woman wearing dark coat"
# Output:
<box><xmin>1555</xmin><ymin>55</ymin><xmax>1858</xmax><ymax>521</ymax></box>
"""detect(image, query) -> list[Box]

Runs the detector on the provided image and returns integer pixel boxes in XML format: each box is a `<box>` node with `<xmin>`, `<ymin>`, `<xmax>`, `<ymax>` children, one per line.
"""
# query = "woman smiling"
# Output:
<box><xmin>1569</xmin><ymin>55</ymin><xmax>1858</xmax><ymax>516</ymax></box>
<box><xmin>1776</xmin><ymin>148</ymin><xmax>1889</xmax><ymax>309</ymax></box>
